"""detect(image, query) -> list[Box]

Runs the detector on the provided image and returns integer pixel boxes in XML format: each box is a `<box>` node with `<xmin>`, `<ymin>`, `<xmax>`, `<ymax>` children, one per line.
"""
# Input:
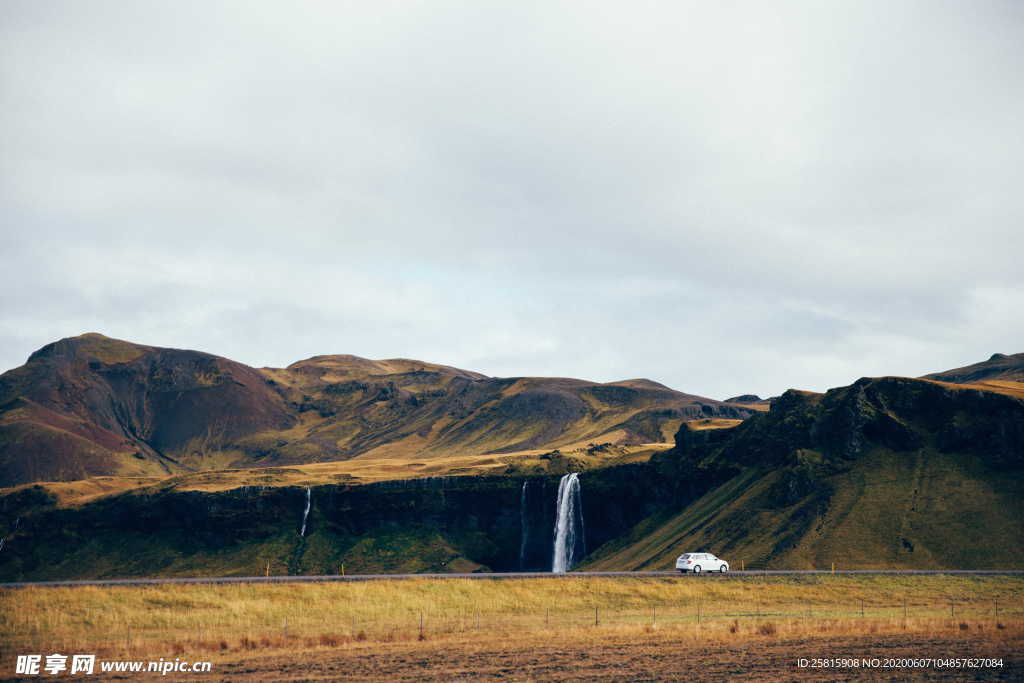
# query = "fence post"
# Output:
<box><xmin>283</xmin><ymin>617</ymin><xmax>288</xmax><ymax>639</ymax></box>
<box><xmin>861</xmin><ymin>599</ymin><xmax>864</xmax><ymax>618</ymax></box>
<box><xmin>950</xmin><ymin>601</ymin><xmax>954</xmax><ymax>618</ymax></box>
<box><xmin>652</xmin><ymin>606</ymin><xmax>656</xmax><ymax>626</ymax></box>
<box><xmin>419</xmin><ymin>612</ymin><xmax>424</xmax><ymax>640</ymax></box>
<box><xmin>544</xmin><ymin>609</ymin><xmax>548</xmax><ymax>627</ymax></box>
<box><xmin>594</xmin><ymin>606</ymin><xmax>599</xmax><ymax>627</ymax></box>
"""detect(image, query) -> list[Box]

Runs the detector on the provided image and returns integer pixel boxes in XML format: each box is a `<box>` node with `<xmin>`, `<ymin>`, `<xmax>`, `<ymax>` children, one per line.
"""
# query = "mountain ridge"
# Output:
<box><xmin>0</xmin><ymin>333</ymin><xmax>754</xmax><ymax>487</ymax></box>
<box><xmin>921</xmin><ymin>352</ymin><xmax>1024</xmax><ymax>390</ymax></box>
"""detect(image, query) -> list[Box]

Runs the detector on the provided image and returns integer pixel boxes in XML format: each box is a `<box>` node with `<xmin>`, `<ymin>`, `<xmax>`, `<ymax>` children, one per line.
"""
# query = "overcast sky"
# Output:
<box><xmin>1</xmin><ymin>1</ymin><xmax>1021</xmax><ymax>399</ymax></box>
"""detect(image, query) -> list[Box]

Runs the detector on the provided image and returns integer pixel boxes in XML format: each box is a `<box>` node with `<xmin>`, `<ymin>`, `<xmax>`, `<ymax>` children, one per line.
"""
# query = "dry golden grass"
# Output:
<box><xmin>4</xmin><ymin>443</ymin><xmax>674</xmax><ymax>507</ymax></box>
<box><xmin>685</xmin><ymin>418</ymin><xmax>744</xmax><ymax>430</ymax></box>
<box><xmin>72</xmin><ymin>333</ymin><xmax>149</xmax><ymax>364</ymax></box>
<box><xmin>1</xmin><ymin>476</ymin><xmax>164</xmax><ymax>506</ymax></box>
<box><xmin>2</xmin><ymin>576</ymin><xmax>1021</xmax><ymax>661</ymax></box>
<box><xmin>922</xmin><ymin>378</ymin><xmax>1024</xmax><ymax>399</ymax></box>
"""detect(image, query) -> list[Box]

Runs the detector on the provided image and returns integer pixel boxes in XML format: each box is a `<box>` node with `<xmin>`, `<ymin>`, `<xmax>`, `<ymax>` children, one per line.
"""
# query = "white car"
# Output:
<box><xmin>676</xmin><ymin>552</ymin><xmax>728</xmax><ymax>573</ymax></box>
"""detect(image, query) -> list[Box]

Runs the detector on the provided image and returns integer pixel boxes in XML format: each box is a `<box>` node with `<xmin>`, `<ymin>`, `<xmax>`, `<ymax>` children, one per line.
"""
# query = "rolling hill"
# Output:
<box><xmin>0</xmin><ymin>333</ymin><xmax>754</xmax><ymax>488</ymax></box>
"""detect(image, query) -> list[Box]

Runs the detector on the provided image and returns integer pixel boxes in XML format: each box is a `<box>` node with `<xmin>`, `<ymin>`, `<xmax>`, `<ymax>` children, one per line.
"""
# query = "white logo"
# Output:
<box><xmin>15</xmin><ymin>653</ymin><xmax>95</xmax><ymax>676</ymax></box>
<box><xmin>71</xmin><ymin>655</ymin><xmax>96</xmax><ymax>674</ymax></box>
<box><xmin>43</xmin><ymin>654</ymin><xmax>67</xmax><ymax>675</ymax></box>
<box><xmin>15</xmin><ymin>655</ymin><xmax>41</xmax><ymax>675</ymax></box>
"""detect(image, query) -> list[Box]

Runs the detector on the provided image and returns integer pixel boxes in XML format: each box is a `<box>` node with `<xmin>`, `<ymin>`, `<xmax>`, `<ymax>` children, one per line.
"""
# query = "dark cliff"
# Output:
<box><xmin>0</xmin><ymin>459</ymin><xmax>726</xmax><ymax>580</ymax></box>
<box><xmin>584</xmin><ymin>374</ymin><xmax>1024</xmax><ymax>571</ymax></box>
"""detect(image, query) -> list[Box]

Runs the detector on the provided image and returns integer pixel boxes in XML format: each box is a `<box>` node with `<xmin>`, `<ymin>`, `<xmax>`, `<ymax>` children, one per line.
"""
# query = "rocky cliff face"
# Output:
<box><xmin>659</xmin><ymin>374</ymin><xmax>1024</xmax><ymax>530</ymax></box>
<box><xmin>588</xmin><ymin>373</ymin><xmax>1024</xmax><ymax>571</ymax></box>
<box><xmin>0</xmin><ymin>459</ymin><xmax>722</xmax><ymax>580</ymax></box>
<box><xmin>667</xmin><ymin>376</ymin><xmax>1024</xmax><ymax>472</ymax></box>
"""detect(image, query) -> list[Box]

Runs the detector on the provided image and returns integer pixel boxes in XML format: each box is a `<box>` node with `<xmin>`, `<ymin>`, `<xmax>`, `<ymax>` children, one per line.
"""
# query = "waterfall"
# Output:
<box><xmin>551</xmin><ymin>473</ymin><xmax>585</xmax><ymax>573</ymax></box>
<box><xmin>519</xmin><ymin>480</ymin><xmax>529</xmax><ymax>570</ymax></box>
<box><xmin>299</xmin><ymin>487</ymin><xmax>311</xmax><ymax>537</ymax></box>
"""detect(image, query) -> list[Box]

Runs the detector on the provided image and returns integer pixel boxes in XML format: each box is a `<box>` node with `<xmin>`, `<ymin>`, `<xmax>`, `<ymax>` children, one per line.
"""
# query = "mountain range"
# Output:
<box><xmin>0</xmin><ymin>333</ymin><xmax>754</xmax><ymax>488</ymax></box>
<box><xmin>0</xmin><ymin>336</ymin><xmax>1021</xmax><ymax>579</ymax></box>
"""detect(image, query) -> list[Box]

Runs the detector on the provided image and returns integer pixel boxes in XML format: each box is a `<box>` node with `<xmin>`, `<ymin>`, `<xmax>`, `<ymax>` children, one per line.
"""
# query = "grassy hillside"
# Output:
<box><xmin>0</xmin><ymin>334</ymin><xmax>753</xmax><ymax>487</ymax></box>
<box><xmin>920</xmin><ymin>352</ymin><xmax>1024</xmax><ymax>399</ymax></box>
<box><xmin>584</xmin><ymin>372</ymin><xmax>1024</xmax><ymax>571</ymax></box>
<box><xmin>244</xmin><ymin>356</ymin><xmax>748</xmax><ymax>466</ymax></box>
<box><xmin>583</xmin><ymin>447</ymin><xmax>1024</xmax><ymax>570</ymax></box>
<box><xmin>924</xmin><ymin>352</ymin><xmax>1024</xmax><ymax>384</ymax></box>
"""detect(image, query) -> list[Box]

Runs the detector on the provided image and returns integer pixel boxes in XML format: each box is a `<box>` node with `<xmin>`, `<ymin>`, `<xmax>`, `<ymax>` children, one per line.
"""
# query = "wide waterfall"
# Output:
<box><xmin>299</xmin><ymin>487</ymin><xmax>311</xmax><ymax>537</ymax></box>
<box><xmin>519</xmin><ymin>480</ymin><xmax>529</xmax><ymax>570</ymax></box>
<box><xmin>551</xmin><ymin>473</ymin><xmax>585</xmax><ymax>573</ymax></box>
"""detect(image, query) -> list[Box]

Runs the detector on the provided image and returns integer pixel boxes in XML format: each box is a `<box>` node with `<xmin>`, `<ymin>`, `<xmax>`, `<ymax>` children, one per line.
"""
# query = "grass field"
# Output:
<box><xmin>2</xmin><ymin>576</ymin><xmax>1021</xmax><ymax>661</ymax></box>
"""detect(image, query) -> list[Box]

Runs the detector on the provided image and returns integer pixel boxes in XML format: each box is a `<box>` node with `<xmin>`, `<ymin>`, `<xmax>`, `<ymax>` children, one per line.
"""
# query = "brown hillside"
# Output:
<box><xmin>0</xmin><ymin>334</ymin><xmax>754</xmax><ymax>487</ymax></box>
<box><xmin>923</xmin><ymin>352</ymin><xmax>1024</xmax><ymax>384</ymax></box>
<box><xmin>0</xmin><ymin>334</ymin><xmax>294</xmax><ymax>486</ymax></box>
<box><xmin>920</xmin><ymin>353</ymin><xmax>1024</xmax><ymax>399</ymax></box>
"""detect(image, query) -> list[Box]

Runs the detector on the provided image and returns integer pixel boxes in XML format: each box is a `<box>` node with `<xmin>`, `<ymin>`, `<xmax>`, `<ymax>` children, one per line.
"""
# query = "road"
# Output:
<box><xmin>2</xmin><ymin>569</ymin><xmax>1022</xmax><ymax>589</ymax></box>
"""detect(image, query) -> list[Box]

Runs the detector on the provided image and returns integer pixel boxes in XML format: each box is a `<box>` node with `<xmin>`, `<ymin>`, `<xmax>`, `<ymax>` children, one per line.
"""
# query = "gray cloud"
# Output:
<box><xmin>2</xmin><ymin>0</ymin><xmax>1022</xmax><ymax>399</ymax></box>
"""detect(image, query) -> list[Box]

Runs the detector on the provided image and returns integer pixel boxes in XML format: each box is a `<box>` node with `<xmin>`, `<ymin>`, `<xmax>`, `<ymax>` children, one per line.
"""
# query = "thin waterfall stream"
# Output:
<box><xmin>519</xmin><ymin>480</ymin><xmax>529</xmax><ymax>570</ymax></box>
<box><xmin>299</xmin><ymin>487</ymin><xmax>311</xmax><ymax>537</ymax></box>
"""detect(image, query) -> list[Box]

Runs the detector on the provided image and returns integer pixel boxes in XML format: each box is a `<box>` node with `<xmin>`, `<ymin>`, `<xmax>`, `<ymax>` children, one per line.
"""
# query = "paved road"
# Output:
<box><xmin>3</xmin><ymin>569</ymin><xmax>1022</xmax><ymax>589</ymax></box>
